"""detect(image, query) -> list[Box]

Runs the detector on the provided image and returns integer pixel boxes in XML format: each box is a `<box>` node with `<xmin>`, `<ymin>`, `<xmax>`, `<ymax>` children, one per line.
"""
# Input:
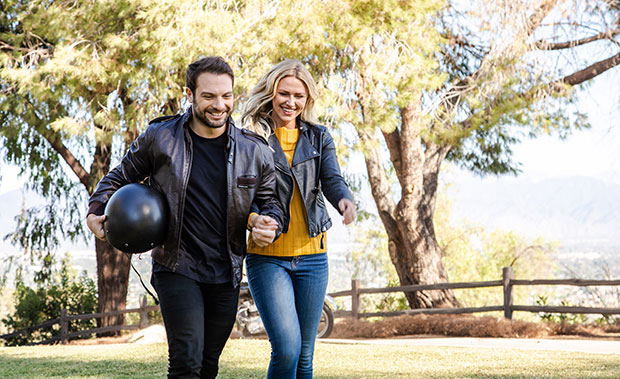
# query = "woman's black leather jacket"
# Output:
<box><xmin>257</xmin><ymin>120</ymin><xmax>353</xmax><ymax>240</ymax></box>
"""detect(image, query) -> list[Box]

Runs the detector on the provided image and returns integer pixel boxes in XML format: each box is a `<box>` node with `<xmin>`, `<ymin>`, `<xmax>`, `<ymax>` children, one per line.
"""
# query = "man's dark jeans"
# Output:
<box><xmin>151</xmin><ymin>271</ymin><xmax>239</xmax><ymax>379</ymax></box>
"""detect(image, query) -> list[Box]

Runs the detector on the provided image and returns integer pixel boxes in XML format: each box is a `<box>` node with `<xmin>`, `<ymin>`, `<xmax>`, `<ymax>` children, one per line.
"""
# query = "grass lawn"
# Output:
<box><xmin>0</xmin><ymin>339</ymin><xmax>618</xmax><ymax>378</ymax></box>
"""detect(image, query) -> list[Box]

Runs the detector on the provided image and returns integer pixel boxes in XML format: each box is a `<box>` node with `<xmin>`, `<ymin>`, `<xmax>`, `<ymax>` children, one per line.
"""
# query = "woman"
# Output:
<box><xmin>241</xmin><ymin>59</ymin><xmax>356</xmax><ymax>378</ymax></box>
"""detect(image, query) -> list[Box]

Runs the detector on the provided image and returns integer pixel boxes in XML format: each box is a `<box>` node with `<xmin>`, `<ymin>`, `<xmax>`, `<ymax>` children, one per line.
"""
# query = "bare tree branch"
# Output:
<box><xmin>558</xmin><ymin>50</ymin><xmax>620</xmax><ymax>87</ymax></box>
<box><xmin>358</xmin><ymin>128</ymin><xmax>397</xmax><ymax>219</ymax></box>
<box><xmin>441</xmin><ymin>1</ymin><xmax>559</xmax><ymax>113</ymax></box>
<box><xmin>457</xmin><ymin>52</ymin><xmax>620</xmax><ymax>136</ymax></box>
<box><xmin>535</xmin><ymin>27</ymin><xmax>620</xmax><ymax>50</ymax></box>
<box><xmin>23</xmin><ymin>99</ymin><xmax>91</xmax><ymax>189</ymax></box>
<box><xmin>382</xmin><ymin>128</ymin><xmax>403</xmax><ymax>183</ymax></box>
<box><xmin>525</xmin><ymin>0</ymin><xmax>559</xmax><ymax>35</ymax></box>
<box><xmin>399</xmin><ymin>102</ymin><xmax>425</xmax><ymax>205</ymax></box>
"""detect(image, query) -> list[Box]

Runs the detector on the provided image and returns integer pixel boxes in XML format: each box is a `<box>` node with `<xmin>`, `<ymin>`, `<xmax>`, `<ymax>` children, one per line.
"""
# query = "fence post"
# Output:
<box><xmin>351</xmin><ymin>279</ymin><xmax>361</xmax><ymax>319</ymax></box>
<box><xmin>139</xmin><ymin>296</ymin><xmax>149</xmax><ymax>329</ymax></box>
<box><xmin>502</xmin><ymin>267</ymin><xmax>514</xmax><ymax>320</ymax></box>
<box><xmin>60</xmin><ymin>308</ymin><xmax>68</xmax><ymax>345</ymax></box>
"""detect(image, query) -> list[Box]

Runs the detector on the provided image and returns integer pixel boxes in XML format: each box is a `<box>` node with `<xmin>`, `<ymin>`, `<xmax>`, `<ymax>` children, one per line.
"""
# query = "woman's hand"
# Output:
<box><xmin>250</xmin><ymin>215</ymin><xmax>279</xmax><ymax>247</ymax></box>
<box><xmin>338</xmin><ymin>198</ymin><xmax>356</xmax><ymax>225</ymax></box>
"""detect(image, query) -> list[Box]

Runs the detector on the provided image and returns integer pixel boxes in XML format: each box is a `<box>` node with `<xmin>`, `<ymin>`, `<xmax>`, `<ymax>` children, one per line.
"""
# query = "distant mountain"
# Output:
<box><xmin>449</xmin><ymin>174</ymin><xmax>620</xmax><ymax>244</ymax></box>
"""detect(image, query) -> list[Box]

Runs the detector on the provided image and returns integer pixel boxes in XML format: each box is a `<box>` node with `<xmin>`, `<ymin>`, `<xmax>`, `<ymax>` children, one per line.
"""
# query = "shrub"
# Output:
<box><xmin>535</xmin><ymin>295</ymin><xmax>587</xmax><ymax>324</ymax></box>
<box><xmin>1</xmin><ymin>253</ymin><xmax>98</xmax><ymax>346</ymax></box>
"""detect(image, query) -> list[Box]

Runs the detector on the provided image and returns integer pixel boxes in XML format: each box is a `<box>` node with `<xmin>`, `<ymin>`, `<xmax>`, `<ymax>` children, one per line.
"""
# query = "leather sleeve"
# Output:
<box><xmin>253</xmin><ymin>143</ymin><xmax>285</xmax><ymax>239</ymax></box>
<box><xmin>319</xmin><ymin>128</ymin><xmax>354</xmax><ymax>213</ymax></box>
<box><xmin>88</xmin><ymin>125</ymin><xmax>155</xmax><ymax>210</ymax></box>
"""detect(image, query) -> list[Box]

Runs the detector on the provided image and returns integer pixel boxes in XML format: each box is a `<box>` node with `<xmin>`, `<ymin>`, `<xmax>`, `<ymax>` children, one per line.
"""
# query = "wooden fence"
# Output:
<box><xmin>0</xmin><ymin>297</ymin><xmax>160</xmax><ymax>345</ymax></box>
<box><xmin>328</xmin><ymin>267</ymin><xmax>620</xmax><ymax>320</ymax></box>
<box><xmin>3</xmin><ymin>267</ymin><xmax>620</xmax><ymax>345</ymax></box>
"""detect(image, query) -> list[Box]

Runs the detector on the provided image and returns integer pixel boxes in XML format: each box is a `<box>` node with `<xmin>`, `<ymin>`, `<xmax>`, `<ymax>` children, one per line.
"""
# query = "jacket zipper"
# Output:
<box><xmin>226</xmin><ymin>130</ymin><xmax>236</xmax><ymax>286</ymax></box>
<box><xmin>175</xmin><ymin>127</ymin><xmax>193</xmax><ymax>271</ymax></box>
<box><xmin>274</xmin><ymin>157</ymin><xmax>294</xmax><ymax>234</ymax></box>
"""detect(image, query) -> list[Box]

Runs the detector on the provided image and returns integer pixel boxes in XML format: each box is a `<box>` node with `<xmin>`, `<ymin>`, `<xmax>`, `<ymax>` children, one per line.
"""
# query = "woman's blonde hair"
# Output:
<box><xmin>241</xmin><ymin>59</ymin><xmax>319</xmax><ymax>139</ymax></box>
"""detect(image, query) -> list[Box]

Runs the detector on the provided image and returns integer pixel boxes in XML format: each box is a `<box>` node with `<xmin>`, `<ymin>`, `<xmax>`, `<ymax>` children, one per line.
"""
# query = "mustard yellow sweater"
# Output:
<box><xmin>247</xmin><ymin>127</ymin><xmax>326</xmax><ymax>256</ymax></box>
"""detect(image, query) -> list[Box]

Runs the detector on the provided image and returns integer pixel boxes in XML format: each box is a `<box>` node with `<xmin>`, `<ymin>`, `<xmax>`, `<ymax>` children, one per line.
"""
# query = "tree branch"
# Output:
<box><xmin>457</xmin><ymin>52</ymin><xmax>620</xmax><ymax>138</ymax></box>
<box><xmin>39</xmin><ymin>127</ymin><xmax>91</xmax><ymax>189</ymax></box>
<box><xmin>535</xmin><ymin>27</ymin><xmax>620</xmax><ymax>50</ymax></box>
<box><xmin>422</xmin><ymin>143</ymin><xmax>451</xmax><ymax>216</ymax></box>
<box><xmin>399</xmin><ymin>103</ymin><xmax>425</xmax><ymax>204</ymax></box>
<box><xmin>442</xmin><ymin>0</ymin><xmax>559</xmax><ymax>112</ymax></box>
<box><xmin>381</xmin><ymin>128</ymin><xmax>403</xmax><ymax>182</ymax></box>
<box><xmin>358</xmin><ymin>128</ymin><xmax>396</xmax><ymax>221</ymax></box>
<box><xmin>557</xmin><ymin>51</ymin><xmax>620</xmax><ymax>87</ymax></box>
<box><xmin>525</xmin><ymin>0</ymin><xmax>559</xmax><ymax>35</ymax></box>
<box><xmin>24</xmin><ymin>100</ymin><xmax>91</xmax><ymax>189</ymax></box>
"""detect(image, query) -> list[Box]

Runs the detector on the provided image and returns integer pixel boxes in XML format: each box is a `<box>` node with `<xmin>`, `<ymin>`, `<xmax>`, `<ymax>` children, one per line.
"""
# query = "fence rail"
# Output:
<box><xmin>0</xmin><ymin>297</ymin><xmax>160</xmax><ymax>345</ymax></box>
<box><xmin>3</xmin><ymin>267</ymin><xmax>619</xmax><ymax>345</ymax></box>
<box><xmin>327</xmin><ymin>267</ymin><xmax>620</xmax><ymax>320</ymax></box>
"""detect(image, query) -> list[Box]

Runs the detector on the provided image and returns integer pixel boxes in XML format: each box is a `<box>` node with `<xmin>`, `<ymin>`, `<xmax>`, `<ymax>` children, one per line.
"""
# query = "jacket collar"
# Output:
<box><xmin>292</xmin><ymin>127</ymin><xmax>319</xmax><ymax>166</ymax></box>
<box><xmin>183</xmin><ymin>106</ymin><xmax>235</xmax><ymax>149</ymax></box>
<box><xmin>180</xmin><ymin>106</ymin><xmax>192</xmax><ymax>127</ymax></box>
<box><xmin>226</xmin><ymin>117</ymin><xmax>236</xmax><ymax>150</ymax></box>
<box><xmin>268</xmin><ymin>120</ymin><xmax>320</xmax><ymax>168</ymax></box>
<box><xmin>268</xmin><ymin>133</ymin><xmax>292</xmax><ymax>173</ymax></box>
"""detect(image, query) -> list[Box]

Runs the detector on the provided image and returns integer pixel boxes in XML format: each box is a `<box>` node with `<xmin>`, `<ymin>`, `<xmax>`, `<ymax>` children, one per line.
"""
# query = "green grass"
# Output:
<box><xmin>0</xmin><ymin>339</ymin><xmax>618</xmax><ymax>378</ymax></box>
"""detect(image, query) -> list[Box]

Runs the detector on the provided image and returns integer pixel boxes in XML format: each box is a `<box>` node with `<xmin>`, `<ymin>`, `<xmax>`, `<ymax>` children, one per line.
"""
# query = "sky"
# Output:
<box><xmin>508</xmin><ymin>70</ymin><xmax>620</xmax><ymax>182</ymax></box>
<box><xmin>441</xmin><ymin>66</ymin><xmax>620</xmax><ymax>187</ymax></box>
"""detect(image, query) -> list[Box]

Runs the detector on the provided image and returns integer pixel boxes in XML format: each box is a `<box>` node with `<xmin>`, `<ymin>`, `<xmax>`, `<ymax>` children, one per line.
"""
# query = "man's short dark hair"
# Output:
<box><xmin>186</xmin><ymin>56</ymin><xmax>234</xmax><ymax>95</ymax></box>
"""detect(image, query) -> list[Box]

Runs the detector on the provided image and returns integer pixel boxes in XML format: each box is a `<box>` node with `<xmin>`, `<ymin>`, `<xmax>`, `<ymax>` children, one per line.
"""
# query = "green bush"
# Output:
<box><xmin>1</xmin><ymin>254</ymin><xmax>98</xmax><ymax>346</ymax></box>
<box><xmin>535</xmin><ymin>295</ymin><xmax>587</xmax><ymax>324</ymax></box>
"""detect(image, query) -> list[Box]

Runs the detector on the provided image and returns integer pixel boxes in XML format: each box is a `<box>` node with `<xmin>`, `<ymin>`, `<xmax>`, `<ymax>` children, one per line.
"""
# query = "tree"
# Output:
<box><xmin>1</xmin><ymin>0</ymin><xmax>170</xmax><ymax>331</ymax></box>
<box><xmin>306</xmin><ymin>0</ymin><xmax>620</xmax><ymax>309</ymax></box>
<box><xmin>0</xmin><ymin>0</ymin><xmax>253</xmax><ymax>330</ymax></box>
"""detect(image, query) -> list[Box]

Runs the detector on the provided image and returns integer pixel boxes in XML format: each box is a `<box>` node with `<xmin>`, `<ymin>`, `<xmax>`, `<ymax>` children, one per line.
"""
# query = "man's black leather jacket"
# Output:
<box><xmin>256</xmin><ymin>120</ymin><xmax>353</xmax><ymax>242</ymax></box>
<box><xmin>88</xmin><ymin>108</ymin><xmax>284</xmax><ymax>287</ymax></box>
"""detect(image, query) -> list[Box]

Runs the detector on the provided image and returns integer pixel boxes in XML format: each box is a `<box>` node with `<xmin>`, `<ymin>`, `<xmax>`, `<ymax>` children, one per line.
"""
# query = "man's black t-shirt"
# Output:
<box><xmin>154</xmin><ymin>126</ymin><xmax>231</xmax><ymax>284</ymax></box>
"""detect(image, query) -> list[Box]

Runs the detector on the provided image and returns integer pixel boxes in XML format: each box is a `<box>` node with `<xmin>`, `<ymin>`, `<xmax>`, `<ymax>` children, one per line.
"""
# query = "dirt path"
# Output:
<box><xmin>320</xmin><ymin>335</ymin><xmax>620</xmax><ymax>354</ymax></box>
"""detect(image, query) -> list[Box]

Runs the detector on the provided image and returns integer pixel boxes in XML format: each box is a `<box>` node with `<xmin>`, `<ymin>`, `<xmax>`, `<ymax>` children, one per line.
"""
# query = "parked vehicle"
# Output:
<box><xmin>235</xmin><ymin>281</ymin><xmax>335</xmax><ymax>338</ymax></box>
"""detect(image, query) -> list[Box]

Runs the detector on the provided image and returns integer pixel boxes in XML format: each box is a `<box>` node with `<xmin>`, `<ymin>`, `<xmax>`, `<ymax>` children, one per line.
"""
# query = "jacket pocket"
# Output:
<box><xmin>237</xmin><ymin>174</ymin><xmax>257</xmax><ymax>188</ymax></box>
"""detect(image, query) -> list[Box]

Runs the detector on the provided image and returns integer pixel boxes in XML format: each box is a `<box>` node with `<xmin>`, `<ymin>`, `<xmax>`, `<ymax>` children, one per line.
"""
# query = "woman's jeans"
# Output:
<box><xmin>151</xmin><ymin>271</ymin><xmax>239</xmax><ymax>379</ymax></box>
<box><xmin>246</xmin><ymin>253</ymin><xmax>329</xmax><ymax>379</ymax></box>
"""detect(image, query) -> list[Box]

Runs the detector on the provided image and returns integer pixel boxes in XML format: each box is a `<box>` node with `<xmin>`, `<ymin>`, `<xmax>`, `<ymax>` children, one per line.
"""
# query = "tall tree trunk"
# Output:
<box><xmin>358</xmin><ymin>103</ymin><xmax>459</xmax><ymax>309</ymax></box>
<box><xmin>95</xmin><ymin>239</ymin><xmax>131</xmax><ymax>335</ymax></box>
<box><xmin>389</xmin><ymin>141</ymin><xmax>458</xmax><ymax>308</ymax></box>
<box><xmin>384</xmin><ymin>208</ymin><xmax>458</xmax><ymax>308</ymax></box>
<box><xmin>89</xmin><ymin>137</ymin><xmax>131</xmax><ymax>335</ymax></box>
<box><xmin>382</xmin><ymin>168</ymin><xmax>459</xmax><ymax>308</ymax></box>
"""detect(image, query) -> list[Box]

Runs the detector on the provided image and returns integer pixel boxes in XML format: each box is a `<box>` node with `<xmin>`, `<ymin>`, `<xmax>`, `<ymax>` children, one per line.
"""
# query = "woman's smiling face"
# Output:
<box><xmin>271</xmin><ymin>76</ymin><xmax>308</xmax><ymax>129</ymax></box>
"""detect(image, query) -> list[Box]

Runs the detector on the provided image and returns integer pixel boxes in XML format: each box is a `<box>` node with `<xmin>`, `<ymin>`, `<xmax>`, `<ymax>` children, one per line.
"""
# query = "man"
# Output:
<box><xmin>86</xmin><ymin>56</ymin><xmax>283</xmax><ymax>378</ymax></box>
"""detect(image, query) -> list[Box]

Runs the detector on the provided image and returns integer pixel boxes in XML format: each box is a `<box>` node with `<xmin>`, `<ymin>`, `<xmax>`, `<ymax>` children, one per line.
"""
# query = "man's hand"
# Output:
<box><xmin>338</xmin><ymin>198</ymin><xmax>356</xmax><ymax>225</ymax></box>
<box><xmin>87</xmin><ymin>214</ymin><xmax>107</xmax><ymax>241</ymax></box>
<box><xmin>250</xmin><ymin>215</ymin><xmax>279</xmax><ymax>247</ymax></box>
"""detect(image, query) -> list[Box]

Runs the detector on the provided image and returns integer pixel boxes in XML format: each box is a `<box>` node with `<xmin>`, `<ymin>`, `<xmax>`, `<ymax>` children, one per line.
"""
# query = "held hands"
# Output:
<box><xmin>86</xmin><ymin>214</ymin><xmax>107</xmax><ymax>241</ymax></box>
<box><xmin>338</xmin><ymin>198</ymin><xmax>356</xmax><ymax>225</ymax></box>
<box><xmin>250</xmin><ymin>214</ymin><xmax>279</xmax><ymax>247</ymax></box>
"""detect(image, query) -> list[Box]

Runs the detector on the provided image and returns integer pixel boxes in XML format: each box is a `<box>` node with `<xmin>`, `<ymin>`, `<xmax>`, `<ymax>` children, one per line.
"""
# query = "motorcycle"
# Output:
<box><xmin>235</xmin><ymin>281</ymin><xmax>335</xmax><ymax>339</ymax></box>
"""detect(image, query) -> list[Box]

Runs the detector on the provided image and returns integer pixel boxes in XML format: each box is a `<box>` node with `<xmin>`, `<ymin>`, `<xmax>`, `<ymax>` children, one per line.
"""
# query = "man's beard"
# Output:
<box><xmin>193</xmin><ymin>106</ymin><xmax>230</xmax><ymax>129</ymax></box>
